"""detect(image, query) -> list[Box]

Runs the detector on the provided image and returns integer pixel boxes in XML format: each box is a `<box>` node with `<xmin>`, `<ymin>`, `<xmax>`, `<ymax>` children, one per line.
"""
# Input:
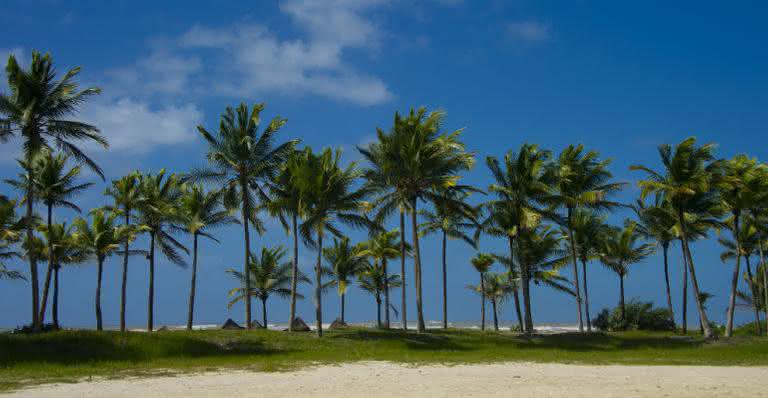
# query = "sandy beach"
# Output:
<box><xmin>6</xmin><ymin>361</ymin><xmax>768</xmax><ymax>398</ymax></box>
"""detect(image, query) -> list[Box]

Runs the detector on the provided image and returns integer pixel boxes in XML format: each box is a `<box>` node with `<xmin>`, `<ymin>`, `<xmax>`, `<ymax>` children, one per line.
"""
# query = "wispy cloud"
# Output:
<box><xmin>506</xmin><ymin>21</ymin><xmax>551</xmax><ymax>43</ymax></box>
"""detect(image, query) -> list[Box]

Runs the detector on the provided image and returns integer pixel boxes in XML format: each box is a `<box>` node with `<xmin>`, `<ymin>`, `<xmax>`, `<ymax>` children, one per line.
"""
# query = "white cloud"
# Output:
<box><xmin>506</xmin><ymin>21</ymin><xmax>551</xmax><ymax>43</ymax></box>
<box><xmin>82</xmin><ymin>98</ymin><xmax>202</xmax><ymax>153</ymax></box>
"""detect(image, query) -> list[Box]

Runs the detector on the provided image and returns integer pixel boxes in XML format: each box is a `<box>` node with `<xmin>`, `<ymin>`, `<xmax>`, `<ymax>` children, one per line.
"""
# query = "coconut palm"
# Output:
<box><xmin>0</xmin><ymin>195</ymin><xmax>24</xmax><ymax>280</ymax></box>
<box><xmin>736</xmin><ymin>265</ymin><xmax>766</xmax><ymax>331</ymax></box>
<box><xmin>419</xmin><ymin>189</ymin><xmax>477</xmax><ymax>329</ymax></box>
<box><xmin>547</xmin><ymin>144</ymin><xmax>624</xmax><ymax>333</ymax></box>
<box><xmin>744</xmin><ymin>165</ymin><xmax>768</xmax><ymax>330</ymax></box>
<box><xmin>469</xmin><ymin>272</ymin><xmax>515</xmax><ymax>331</ymax></box>
<box><xmin>469</xmin><ymin>253</ymin><xmax>494</xmax><ymax>331</ymax></box>
<box><xmin>194</xmin><ymin>103</ymin><xmax>298</xmax><ymax>329</ymax></box>
<box><xmin>484</xmin><ymin>144</ymin><xmax>552</xmax><ymax>333</ymax></box>
<box><xmin>633</xmin><ymin>196</ymin><xmax>677</xmax><ymax>326</ymax></box>
<box><xmin>359</xmin><ymin>107</ymin><xmax>474</xmax><ymax>333</ymax></box>
<box><xmin>631</xmin><ymin>137</ymin><xmax>723</xmax><ymax>338</ymax></box>
<box><xmin>6</xmin><ymin>153</ymin><xmax>92</xmax><ymax>325</ymax></box>
<box><xmin>294</xmin><ymin>147</ymin><xmax>374</xmax><ymax>337</ymax></box>
<box><xmin>37</xmin><ymin>222</ymin><xmax>85</xmax><ymax>327</ymax></box>
<box><xmin>358</xmin><ymin>261</ymin><xmax>402</xmax><ymax>328</ymax></box>
<box><xmin>322</xmin><ymin>237</ymin><xmax>368</xmax><ymax>323</ymax></box>
<box><xmin>73</xmin><ymin>209</ymin><xmax>134</xmax><ymax>330</ymax></box>
<box><xmin>0</xmin><ymin>51</ymin><xmax>106</xmax><ymax>330</ymax></box>
<box><xmin>568</xmin><ymin>209</ymin><xmax>610</xmax><ymax>332</ymax></box>
<box><xmin>599</xmin><ymin>221</ymin><xmax>655</xmax><ymax>322</ymax></box>
<box><xmin>179</xmin><ymin>184</ymin><xmax>237</xmax><ymax>330</ymax></box>
<box><xmin>135</xmin><ymin>170</ymin><xmax>188</xmax><ymax>332</ymax></box>
<box><xmin>104</xmin><ymin>171</ymin><xmax>142</xmax><ymax>332</ymax></box>
<box><xmin>356</xmin><ymin>229</ymin><xmax>410</xmax><ymax>328</ymax></box>
<box><xmin>226</xmin><ymin>246</ymin><xmax>308</xmax><ymax>328</ymax></box>
<box><xmin>719</xmin><ymin>218</ymin><xmax>762</xmax><ymax>335</ymax></box>
<box><xmin>698</xmin><ymin>292</ymin><xmax>715</xmax><ymax>335</ymax></box>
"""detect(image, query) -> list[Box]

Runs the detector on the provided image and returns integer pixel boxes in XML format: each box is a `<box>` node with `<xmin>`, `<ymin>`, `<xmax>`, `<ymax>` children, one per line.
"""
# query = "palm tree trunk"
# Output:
<box><xmin>480</xmin><ymin>272</ymin><xmax>486</xmax><ymax>331</ymax></box>
<box><xmin>619</xmin><ymin>274</ymin><xmax>626</xmax><ymax>322</ymax></box>
<box><xmin>315</xmin><ymin>229</ymin><xmax>324</xmax><ymax>337</ymax></box>
<box><xmin>492</xmin><ymin>299</ymin><xmax>498</xmax><ymax>331</ymax></box>
<box><xmin>745</xmin><ymin>254</ymin><xmax>762</xmax><ymax>335</ymax></box>
<box><xmin>120</xmin><ymin>211</ymin><xmax>130</xmax><ymax>333</ymax></box>
<box><xmin>679</xmin><ymin>223</ymin><xmax>713</xmax><ymax>338</ymax></box>
<box><xmin>96</xmin><ymin>256</ymin><xmax>104</xmax><ymax>331</ymax></box>
<box><xmin>262</xmin><ymin>297</ymin><xmax>268</xmax><ymax>328</ymax></box>
<box><xmin>383</xmin><ymin>259</ymin><xmax>390</xmax><ymax>329</ymax></box>
<box><xmin>52</xmin><ymin>266</ymin><xmax>60</xmax><ymax>328</ymax></box>
<box><xmin>681</xmin><ymin>239</ymin><xmax>688</xmax><ymax>334</ymax></box>
<box><xmin>289</xmin><ymin>214</ymin><xmax>299</xmax><ymax>332</ymax></box>
<box><xmin>400</xmin><ymin>210</ymin><xmax>407</xmax><ymax>331</ymax></box>
<box><xmin>566</xmin><ymin>208</ymin><xmax>585</xmax><ymax>332</ymax></box>
<box><xmin>410</xmin><ymin>199</ymin><xmax>425</xmax><ymax>333</ymax></box>
<box><xmin>662</xmin><ymin>242</ymin><xmax>674</xmax><ymax>325</ymax></box>
<box><xmin>442</xmin><ymin>230</ymin><xmax>448</xmax><ymax>329</ymax></box>
<box><xmin>759</xmin><ymin>238</ymin><xmax>768</xmax><ymax>335</ymax></box>
<box><xmin>39</xmin><ymin>204</ymin><xmax>54</xmax><ymax>325</ymax></box>
<box><xmin>25</xmin><ymin>180</ymin><xmax>40</xmax><ymax>331</ymax></box>
<box><xmin>726</xmin><ymin>212</ymin><xmax>742</xmax><ymax>337</ymax></box>
<box><xmin>147</xmin><ymin>232</ymin><xmax>155</xmax><ymax>332</ymax></box>
<box><xmin>241</xmin><ymin>180</ymin><xmax>253</xmax><ymax>330</ymax></box>
<box><xmin>376</xmin><ymin>292</ymin><xmax>382</xmax><ymax>329</ymax></box>
<box><xmin>512</xmin><ymin>288</ymin><xmax>524</xmax><ymax>332</ymax></box>
<box><xmin>581</xmin><ymin>259</ymin><xmax>591</xmax><ymax>332</ymax></box>
<box><xmin>187</xmin><ymin>233</ymin><xmax>199</xmax><ymax>331</ymax></box>
<box><xmin>341</xmin><ymin>293</ymin><xmax>345</xmax><ymax>323</ymax></box>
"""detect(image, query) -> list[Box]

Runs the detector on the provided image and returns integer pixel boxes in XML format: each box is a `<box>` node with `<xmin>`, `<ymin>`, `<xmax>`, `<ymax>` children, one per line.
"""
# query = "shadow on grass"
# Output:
<box><xmin>507</xmin><ymin>332</ymin><xmax>704</xmax><ymax>352</ymax></box>
<box><xmin>329</xmin><ymin>329</ymin><xmax>474</xmax><ymax>351</ymax></box>
<box><xmin>0</xmin><ymin>330</ymin><xmax>286</xmax><ymax>366</ymax></box>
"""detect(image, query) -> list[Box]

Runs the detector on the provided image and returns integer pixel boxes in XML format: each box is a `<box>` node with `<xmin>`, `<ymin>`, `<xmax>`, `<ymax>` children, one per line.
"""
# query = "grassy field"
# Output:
<box><xmin>1</xmin><ymin>327</ymin><xmax>767</xmax><ymax>392</ymax></box>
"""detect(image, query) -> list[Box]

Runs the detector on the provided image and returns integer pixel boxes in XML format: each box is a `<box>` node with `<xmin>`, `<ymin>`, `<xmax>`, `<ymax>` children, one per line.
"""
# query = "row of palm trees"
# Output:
<box><xmin>1</xmin><ymin>51</ymin><xmax>767</xmax><ymax>339</ymax></box>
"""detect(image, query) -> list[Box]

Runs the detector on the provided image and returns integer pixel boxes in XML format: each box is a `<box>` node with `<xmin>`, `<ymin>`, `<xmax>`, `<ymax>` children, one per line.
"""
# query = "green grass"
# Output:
<box><xmin>1</xmin><ymin>327</ymin><xmax>767</xmax><ymax>392</ymax></box>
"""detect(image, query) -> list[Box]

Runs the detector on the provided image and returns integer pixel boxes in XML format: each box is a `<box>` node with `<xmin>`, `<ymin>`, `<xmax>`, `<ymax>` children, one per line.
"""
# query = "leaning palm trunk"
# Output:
<box><xmin>680</xmin><ymin>239</ymin><xmax>688</xmax><ymax>334</ymax></box>
<box><xmin>147</xmin><ymin>232</ymin><xmax>155</xmax><ymax>332</ymax></box>
<box><xmin>441</xmin><ymin>231</ymin><xmax>448</xmax><ymax>329</ymax></box>
<box><xmin>240</xmin><ymin>181</ymin><xmax>253</xmax><ymax>330</ymax></box>
<box><xmin>52</xmin><ymin>266</ymin><xmax>60</xmax><ymax>328</ymax></box>
<box><xmin>512</xmin><ymin>236</ymin><xmax>533</xmax><ymax>334</ymax></box>
<box><xmin>759</xmin><ymin>239</ymin><xmax>768</xmax><ymax>335</ymax></box>
<box><xmin>315</xmin><ymin>230</ymin><xmax>324</xmax><ymax>337</ymax></box>
<box><xmin>726</xmin><ymin>213</ymin><xmax>742</xmax><ymax>337</ymax></box>
<box><xmin>566</xmin><ymin>209</ymin><xmax>585</xmax><ymax>332</ymax></box>
<box><xmin>289</xmin><ymin>215</ymin><xmax>299</xmax><ymax>331</ymax></box>
<box><xmin>679</xmin><ymin>223</ymin><xmax>713</xmax><ymax>338</ymax></box>
<box><xmin>512</xmin><ymin>288</ymin><xmax>524</xmax><ymax>332</ymax></box>
<box><xmin>95</xmin><ymin>256</ymin><xmax>104</xmax><ymax>331</ymax></box>
<box><xmin>186</xmin><ymin>233</ymin><xmax>199</xmax><ymax>330</ymax></box>
<box><xmin>491</xmin><ymin>299</ymin><xmax>499</xmax><ymax>331</ymax></box>
<box><xmin>120</xmin><ymin>211</ymin><xmax>130</xmax><ymax>332</ymax></box>
<box><xmin>744</xmin><ymin>255</ymin><xmax>762</xmax><ymax>335</ymax></box>
<box><xmin>400</xmin><ymin>210</ymin><xmax>407</xmax><ymax>331</ymax></box>
<box><xmin>410</xmin><ymin>200</ymin><xmax>426</xmax><ymax>333</ymax></box>
<box><xmin>662</xmin><ymin>242</ymin><xmax>674</xmax><ymax>325</ymax></box>
<box><xmin>383</xmin><ymin>259</ymin><xmax>390</xmax><ymax>328</ymax></box>
<box><xmin>479</xmin><ymin>272</ymin><xmax>486</xmax><ymax>331</ymax></box>
<box><xmin>581</xmin><ymin>259</ymin><xmax>592</xmax><ymax>332</ymax></box>
<box><xmin>25</xmin><ymin>182</ymin><xmax>40</xmax><ymax>331</ymax></box>
<box><xmin>39</xmin><ymin>205</ymin><xmax>54</xmax><ymax>324</ymax></box>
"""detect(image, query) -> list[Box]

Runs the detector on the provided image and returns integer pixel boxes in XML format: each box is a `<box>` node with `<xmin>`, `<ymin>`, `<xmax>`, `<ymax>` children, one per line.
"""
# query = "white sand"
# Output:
<box><xmin>7</xmin><ymin>362</ymin><xmax>768</xmax><ymax>398</ymax></box>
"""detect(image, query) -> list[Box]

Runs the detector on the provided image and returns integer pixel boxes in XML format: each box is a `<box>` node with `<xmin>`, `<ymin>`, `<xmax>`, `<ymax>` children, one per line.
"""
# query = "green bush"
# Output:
<box><xmin>593</xmin><ymin>299</ymin><xmax>675</xmax><ymax>331</ymax></box>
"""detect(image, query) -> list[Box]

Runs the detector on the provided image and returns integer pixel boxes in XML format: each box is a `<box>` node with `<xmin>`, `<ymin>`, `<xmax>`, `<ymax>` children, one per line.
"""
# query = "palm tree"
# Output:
<box><xmin>548</xmin><ymin>144</ymin><xmax>624</xmax><ymax>333</ymax></box>
<box><xmin>6</xmin><ymin>153</ymin><xmax>92</xmax><ymax>325</ymax></box>
<box><xmin>194</xmin><ymin>103</ymin><xmax>298</xmax><ymax>329</ymax></box>
<box><xmin>226</xmin><ymin>246</ymin><xmax>308</xmax><ymax>328</ymax></box>
<box><xmin>135</xmin><ymin>170</ymin><xmax>188</xmax><ymax>332</ymax></box>
<box><xmin>358</xmin><ymin>261</ymin><xmax>402</xmax><ymax>328</ymax></box>
<box><xmin>419</xmin><ymin>190</ymin><xmax>477</xmax><ymax>329</ymax></box>
<box><xmin>470</xmin><ymin>272</ymin><xmax>515</xmax><ymax>331</ymax></box>
<box><xmin>323</xmin><ymin>238</ymin><xmax>368</xmax><ymax>323</ymax></box>
<box><xmin>568</xmin><ymin>209</ymin><xmax>609</xmax><ymax>332</ymax></box>
<box><xmin>719</xmin><ymin>217</ymin><xmax>762</xmax><ymax>335</ymax></box>
<box><xmin>599</xmin><ymin>221</ymin><xmax>655</xmax><ymax>322</ymax></box>
<box><xmin>37</xmin><ymin>222</ymin><xmax>85</xmax><ymax>328</ymax></box>
<box><xmin>631</xmin><ymin>137</ymin><xmax>723</xmax><ymax>338</ymax></box>
<box><xmin>360</xmin><ymin>108</ymin><xmax>474</xmax><ymax>333</ymax></box>
<box><xmin>633</xmin><ymin>196</ymin><xmax>677</xmax><ymax>326</ymax></box>
<box><xmin>356</xmin><ymin>229</ymin><xmax>410</xmax><ymax>328</ymax></box>
<box><xmin>104</xmin><ymin>171</ymin><xmax>142</xmax><ymax>332</ymax></box>
<box><xmin>469</xmin><ymin>253</ymin><xmax>494</xmax><ymax>331</ymax></box>
<box><xmin>179</xmin><ymin>184</ymin><xmax>237</xmax><ymax>330</ymax></box>
<box><xmin>0</xmin><ymin>196</ymin><xmax>24</xmax><ymax>281</ymax></box>
<box><xmin>736</xmin><ymin>265</ymin><xmax>766</xmax><ymax>332</ymax></box>
<box><xmin>294</xmin><ymin>147</ymin><xmax>374</xmax><ymax>337</ymax></box>
<box><xmin>698</xmin><ymin>292</ymin><xmax>715</xmax><ymax>335</ymax></box>
<box><xmin>744</xmin><ymin>165</ymin><xmax>768</xmax><ymax>331</ymax></box>
<box><xmin>73</xmin><ymin>209</ymin><xmax>134</xmax><ymax>330</ymax></box>
<box><xmin>0</xmin><ymin>51</ymin><xmax>106</xmax><ymax>330</ymax></box>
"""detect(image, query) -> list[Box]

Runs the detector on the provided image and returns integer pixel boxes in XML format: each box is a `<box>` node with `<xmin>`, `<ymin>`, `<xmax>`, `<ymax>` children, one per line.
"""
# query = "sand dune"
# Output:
<box><xmin>7</xmin><ymin>361</ymin><xmax>767</xmax><ymax>398</ymax></box>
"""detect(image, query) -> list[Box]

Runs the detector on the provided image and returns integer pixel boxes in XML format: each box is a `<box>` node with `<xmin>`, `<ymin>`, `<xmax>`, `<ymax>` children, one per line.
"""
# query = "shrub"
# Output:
<box><xmin>592</xmin><ymin>299</ymin><xmax>674</xmax><ymax>331</ymax></box>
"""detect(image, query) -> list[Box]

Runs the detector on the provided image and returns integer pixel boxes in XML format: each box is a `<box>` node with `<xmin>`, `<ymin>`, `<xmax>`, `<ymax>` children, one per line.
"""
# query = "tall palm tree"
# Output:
<box><xmin>736</xmin><ymin>265</ymin><xmax>765</xmax><ymax>332</ymax></box>
<box><xmin>104</xmin><ymin>171</ymin><xmax>142</xmax><ymax>332</ymax></box>
<box><xmin>633</xmin><ymin>196</ymin><xmax>677</xmax><ymax>326</ymax></box>
<box><xmin>356</xmin><ymin>229</ymin><xmax>409</xmax><ymax>328</ymax></box>
<box><xmin>37</xmin><ymin>222</ymin><xmax>85</xmax><ymax>328</ymax></box>
<box><xmin>194</xmin><ymin>103</ymin><xmax>297</xmax><ymax>329</ymax></box>
<box><xmin>719</xmin><ymin>217</ymin><xmax>762</xmax><ymax>335</ymax></box>
<box><xmin>179</xmin><ymin>184</ymin><xmax>237</xmax><ymax>330</ymax></box>
<box><xmin>631</xmin><ymin>137</ymin><xmax>723</xmax><ymax>338</ymax></box>
<box><xmin>6</xmin><ymin>153</ymin><xmax>92</xmax><ymax>325</ymax></box>
<box><xmin>358</xmin><ymin>261</ymin><xmax>402</xmax><ymax>328</ymax></box>
<box><xmin>599</xmin><ymin>221</ymin><xmax>655</xmax><ymax>322</ymax></box>
<box><xmin>469</xmin><ymin>253</ymin><xmax>494</xmax><ymax>331</ymax></box>
<box><xmin>568</xmin><ymin>209</ymin><xmax>609</xmax><ymax>332</ymax></box>
<box><xmin>226</xmin><ymin>245</ymin><xmax>308</xmax><ymax>328</ymax></box>
<box><xmin>0</xmin><ymin>196</ymin><xmax>24</xmax><ymax>281</ymax></box>
<box><xmin>744</xmin><ymin>165</ymin><xmax>768</xmax><ymax>331</ymax></box>
<box><xmin>419</xmin><ymin>190</ymin><xmax>477</xmax><ymax>329</ymax></box>
<box><xmin>484</xmin><ymin>144</ymin><xmax>552</xmax><ymax>333</ymax></box>
<box><xmin>548</xmin><ymin>144</ymin><xmax>624</xmax><ymax>333</ymax></box>
<box><xmin>73</xmin><ymin>209</ymin><xmax>134</xmax><ymax>331</ymax></box>
<box><xmin>362</xmin><ymin>108</ymin><xmax>475</xmax><ymax>333</ymax></box>
<box><xmin>323</xmin><ymin>237</ymin><xmax>367</xmax><ymax>323</ymax></box>
<box><xmin>0</xmin><ymin>51</ymin><xmax>106</xmax><ymax>330</ymax></box>
<box><xmin>294</xmin><ymin>147</ymin><xmax>374</xmax><ymax>337</ymax></box>
<box><xmin>135</xmin><ymin>170</ymin><xmax>188</xmax><ymax>332</ymax></box>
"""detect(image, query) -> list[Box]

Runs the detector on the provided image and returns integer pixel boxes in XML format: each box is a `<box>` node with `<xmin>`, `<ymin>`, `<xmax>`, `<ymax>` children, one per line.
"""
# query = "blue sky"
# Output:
<box><xmin>1</xmin><ymin>0</ymin><xmax>767</xmax><ymax>329</ymax></box>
